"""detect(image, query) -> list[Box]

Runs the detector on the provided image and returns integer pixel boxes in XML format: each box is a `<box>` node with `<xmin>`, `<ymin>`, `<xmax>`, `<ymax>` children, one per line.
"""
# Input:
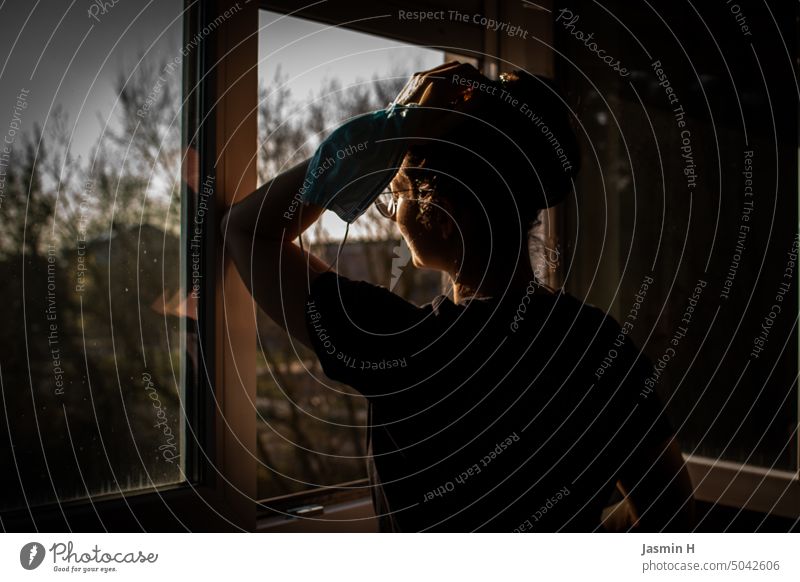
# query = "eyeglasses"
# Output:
<box><xmin>374</xmin><ymin>187</ymin><xmax>417</xmax><ymax>219</ymax></box>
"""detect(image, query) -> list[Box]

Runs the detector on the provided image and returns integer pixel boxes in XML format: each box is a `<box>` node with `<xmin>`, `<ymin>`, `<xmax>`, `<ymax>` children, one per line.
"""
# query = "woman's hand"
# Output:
<box><xmin>392</xmin><ymin>61</ymin><xmax>493</xmax><ymax>142</ymax></box>
<box><xmin>394</xmin><ymin>61</ymin><xmax>487</xmax><ymax>108</ymax></box>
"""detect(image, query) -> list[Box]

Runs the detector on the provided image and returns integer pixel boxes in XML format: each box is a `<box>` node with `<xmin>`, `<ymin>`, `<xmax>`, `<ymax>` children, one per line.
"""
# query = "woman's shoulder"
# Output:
<box><xmin>309</xmin><ymin>269</ymin><xmax>438</xmax><ymax>320</ymax></box>
<box><xmin>540</xmin><ymin>288</ymin><xmax>624</xmax><ymax>337</ymax></box>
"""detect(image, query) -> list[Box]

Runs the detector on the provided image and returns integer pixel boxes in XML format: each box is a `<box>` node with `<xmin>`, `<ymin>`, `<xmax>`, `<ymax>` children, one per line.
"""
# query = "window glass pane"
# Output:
<box><xmin>555</xmin><ymin>1</ymin><xmax>797</xmax><ymax>471</ymax></box>
<box><xmin>0</xmin><ymin>1</ymin><xmax>189</xmax><ymax>511</ymax></box>
<box><xmin>256</xmin><ymin>10</ymin><xmax>445</xmax><ymax>499</ymax></box>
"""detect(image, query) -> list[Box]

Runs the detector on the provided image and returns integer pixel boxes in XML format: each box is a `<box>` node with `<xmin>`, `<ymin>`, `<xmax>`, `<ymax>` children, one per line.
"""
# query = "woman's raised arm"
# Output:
<box><xmin>220</xmin><ymin>157</ymin><xmax>331</xmax><ymax>349</ymax></box>
<box><xmin>221</xmin><ymin>157</ymin><xmax>318</xmax><ymax>242</ymax></box>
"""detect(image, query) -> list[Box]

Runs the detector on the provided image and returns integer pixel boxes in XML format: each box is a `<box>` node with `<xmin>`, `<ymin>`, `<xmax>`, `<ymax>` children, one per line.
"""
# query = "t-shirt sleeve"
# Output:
<box><xmin>304</xmin><ymin>270</ymin><xmax>431</xmax><ymax>398</ymax></box>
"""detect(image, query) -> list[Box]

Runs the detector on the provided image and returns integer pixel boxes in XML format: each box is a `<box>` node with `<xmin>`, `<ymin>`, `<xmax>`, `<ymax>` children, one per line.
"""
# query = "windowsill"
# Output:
<box><xmin>257</xmin><ymin>457</ymin><xmax>800</xmax><ymax>532</ymax></box>
<box><xmin>257</xmin><ymin>496</ymin><xmax>378</xmax><ymax>532</ymax></box>
<box><xmin>685</xmin><ymin>454</ymin><xmax>799</xmax><ymax>520</ymax></box>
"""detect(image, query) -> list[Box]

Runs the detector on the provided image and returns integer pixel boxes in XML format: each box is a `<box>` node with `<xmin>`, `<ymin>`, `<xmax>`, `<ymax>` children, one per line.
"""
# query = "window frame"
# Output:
<box><xmin>685</xmin><ymin>454</ymin><xmax>799</xmax><ymax>520</ymax></box>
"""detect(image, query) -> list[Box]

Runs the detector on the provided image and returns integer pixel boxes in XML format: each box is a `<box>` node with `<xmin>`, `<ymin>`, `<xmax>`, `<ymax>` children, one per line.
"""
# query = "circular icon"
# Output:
<box><xmin>20</xmin><ymin>542</ymin><xmax>45</xmax><ymax>570</ymax></box>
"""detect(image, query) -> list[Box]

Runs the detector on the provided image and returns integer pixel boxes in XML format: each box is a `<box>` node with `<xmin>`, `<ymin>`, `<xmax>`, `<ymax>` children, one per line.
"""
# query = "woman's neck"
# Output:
<box><xmin>449</xmin><ymin>251</ymin><xmax>541</xmax><ymax>304</ymax></box>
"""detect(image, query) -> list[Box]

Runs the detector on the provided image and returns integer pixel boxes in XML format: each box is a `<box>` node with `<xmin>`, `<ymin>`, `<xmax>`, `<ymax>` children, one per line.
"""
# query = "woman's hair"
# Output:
<box><xmin>399</xmin><ymin>69</ymin><xmax>580</xmax><ymax>242</ymax></box>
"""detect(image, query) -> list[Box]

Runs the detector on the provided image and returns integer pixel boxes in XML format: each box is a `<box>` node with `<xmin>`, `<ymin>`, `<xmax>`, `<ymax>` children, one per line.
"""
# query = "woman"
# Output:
<box><xmin>221</xmin><ymin>62</ymin><xmax>695</xmax><ymax>532</ymax></box>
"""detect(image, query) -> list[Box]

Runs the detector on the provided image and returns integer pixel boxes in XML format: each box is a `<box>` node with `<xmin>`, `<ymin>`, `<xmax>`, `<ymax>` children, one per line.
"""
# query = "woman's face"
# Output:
<box><xmin>389</xmin><ymin>167</ymin><xmax>457</xmax><ymax>273</ymax></box>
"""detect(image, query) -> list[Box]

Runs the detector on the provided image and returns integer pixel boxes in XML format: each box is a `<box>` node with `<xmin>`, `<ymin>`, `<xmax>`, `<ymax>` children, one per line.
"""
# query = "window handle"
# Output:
<box><xmin>286</xmin><ymin>504</ymin><xmax>324</xmax><ymax>518</ymax></box>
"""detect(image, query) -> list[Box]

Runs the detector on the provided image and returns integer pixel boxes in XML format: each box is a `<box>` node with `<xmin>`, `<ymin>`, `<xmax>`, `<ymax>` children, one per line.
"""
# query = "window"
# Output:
<box><xmin>1</xmin><ymin>0</ymin><xmax>264</xmax><ymax>532</ymax></box>
<box><xmin>0</xmin><ymin>0</ymin><xmax>191</xmax><ymax>513</ymax></box>
<box><xmin>255</xmin><ymin>9</ymin><xmax>447</xmax><ymax>504</ymax></box>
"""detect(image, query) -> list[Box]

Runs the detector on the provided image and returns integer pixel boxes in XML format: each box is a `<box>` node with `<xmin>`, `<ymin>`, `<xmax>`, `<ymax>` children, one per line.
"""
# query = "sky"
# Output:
<box><xmin>258</xmin><ymin>10</ymin><xmax>442</xmax><ymax>105</ymax></box>
<box><xmin>0</xmin><ymin>0</ymin><xmax>183</xmax><ymax>171</ymax></box>
<box><xmin>257</xmin><ymin>10</ymin><xmax>444</xmax><ymax>238</ymax></box>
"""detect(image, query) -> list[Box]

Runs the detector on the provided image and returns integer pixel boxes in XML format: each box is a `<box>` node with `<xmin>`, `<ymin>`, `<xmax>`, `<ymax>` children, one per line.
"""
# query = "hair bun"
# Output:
<box><xmin>482</xmin><ymin>70</ymin><xmax>581</xmax><ymax>208</ymax></box>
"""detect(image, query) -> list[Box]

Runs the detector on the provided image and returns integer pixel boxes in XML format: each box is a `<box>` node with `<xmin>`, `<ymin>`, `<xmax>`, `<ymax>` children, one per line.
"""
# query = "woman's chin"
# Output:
<box><xmin>412</xmin><ymin>256</ymin><xmax>450</xmax><ymax>275</ymax></box>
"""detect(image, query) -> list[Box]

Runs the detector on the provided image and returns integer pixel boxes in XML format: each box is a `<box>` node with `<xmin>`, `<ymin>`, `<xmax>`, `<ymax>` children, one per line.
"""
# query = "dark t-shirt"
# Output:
<box><xmin>304</xmin><ymin>270</ymin><xmax>673</xmax><ymax>532</ymax></box>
